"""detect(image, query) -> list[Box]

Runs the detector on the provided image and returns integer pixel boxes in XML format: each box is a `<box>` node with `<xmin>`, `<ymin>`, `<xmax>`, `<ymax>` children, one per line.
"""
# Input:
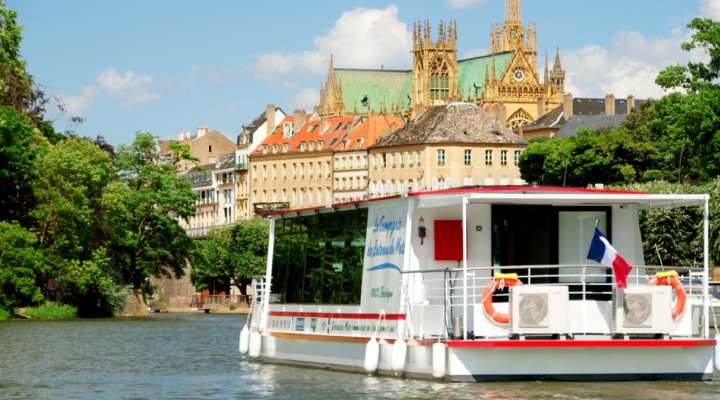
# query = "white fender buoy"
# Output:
<box><xmin>432</xmin><ymin>342</ymin><xmax>447</xmax><ymax>379</ymax></box>
<box><xmin>364</xmin><ymin>337</ymin><xmax>380</xmax><ymax>374</ymax></box>
<box><xmin>714</xmin><ymin>333</ymin><xmax>720</xmax><ymax>372</ymax></box>
<box><xmin>391</xmin><ymin>338</ymin><xmax>407</xmax><ymax>373</ymax></box>
<box><xmin>239</xmin><ymin>324</ymin><xmax>250</xmax><ymax>355</ymax></box>
<box><xmin>248</xmin><ymin>331</ymin><xmax>262</xmax><ymax>358</ymax></box>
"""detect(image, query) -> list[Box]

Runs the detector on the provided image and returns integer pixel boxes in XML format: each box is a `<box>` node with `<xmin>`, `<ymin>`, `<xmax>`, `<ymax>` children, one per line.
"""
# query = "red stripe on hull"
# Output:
<box><xmin>445</xmin><ymin>339</ymin><xmax>716</xmax><ymax>348</ymax></box>
<box><xmin>269</xmin><ymin>311</ymin><xmax>406</xmax><ymax>320</ymax></box>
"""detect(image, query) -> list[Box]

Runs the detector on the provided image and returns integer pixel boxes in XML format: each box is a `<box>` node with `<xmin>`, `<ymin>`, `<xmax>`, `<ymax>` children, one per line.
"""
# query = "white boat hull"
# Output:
<box><xmin>257</xmin><ymin>333</ymin><xmax>715</xmax><ymax>381</ymax></box>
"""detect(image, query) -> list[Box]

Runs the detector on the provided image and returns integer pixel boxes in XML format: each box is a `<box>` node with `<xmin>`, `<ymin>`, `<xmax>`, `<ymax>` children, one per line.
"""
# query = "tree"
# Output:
<box><xmin>191</xmin><ymin>219</ymin><xmax>268</xmax><ymax>300</ymax></box>
<box><xmin>0</xmin><ymin>1</ymin><xmax>48</xmax><ymax>122</ymax></box>
<box><xmin>0</xmin><ymin>106</ymin><xmax>47</xmax><ymax>224</ymax></box>
<box><xmin>518</xmin><ymin>128</ymin><xmax>654</xmax><ymax>187</ymax></box>
<box><xmin>32</xmin><ymin>137</ymin><xmax>115</xmax><ymax>261</ymax></box>
<box><xmin>0</xmin><ymin>221</ymin><xmax>45</xmax><ymax>310</ymax></box>
<box><xmin>106</xmin><ymin>132</ymin><xmax>196</xmax><ymax>291</ymax></box>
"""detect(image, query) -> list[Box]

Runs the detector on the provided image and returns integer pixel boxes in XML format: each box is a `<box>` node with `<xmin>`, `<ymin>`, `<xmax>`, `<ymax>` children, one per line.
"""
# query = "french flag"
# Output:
<box><xmin>587</xmin><ymin>227</ymin><xmax>633</xmax><ymax>289</ymax></box>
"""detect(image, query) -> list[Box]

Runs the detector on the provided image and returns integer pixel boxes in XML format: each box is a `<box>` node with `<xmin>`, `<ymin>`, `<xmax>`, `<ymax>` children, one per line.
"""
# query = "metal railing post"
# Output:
<box><xmin>462</xmin><ymin>197</ymin><xmax>468</xmax><ymax>340</ymax></box>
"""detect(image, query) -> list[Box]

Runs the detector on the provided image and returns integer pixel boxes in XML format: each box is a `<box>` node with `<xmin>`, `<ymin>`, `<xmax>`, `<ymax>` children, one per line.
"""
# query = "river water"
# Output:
<box><xmin>0</xmin><ymin>313</ymin><xmax>718</xmax><ymax>399</ymax></box>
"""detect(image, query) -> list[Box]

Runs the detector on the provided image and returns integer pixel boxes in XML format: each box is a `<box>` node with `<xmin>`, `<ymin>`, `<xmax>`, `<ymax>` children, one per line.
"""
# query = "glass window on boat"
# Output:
<box><xmin>271</xmin><ymin>208</ymin><xmax>368</xmax><ymax>305</ymax></box>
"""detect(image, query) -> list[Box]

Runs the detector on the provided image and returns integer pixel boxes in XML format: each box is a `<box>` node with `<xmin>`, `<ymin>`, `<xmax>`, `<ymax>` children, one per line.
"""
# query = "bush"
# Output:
<box><xmin>55</xmin><ymin>248</ymin><xmax>129</xmax><ymax>317</ymax></box>
<box><xmin>0</xmin><ymin>308</ymin><xmax>11</xmax><ymax>320</ymax></box>
<box><xmin>0</xmin><ymin>221</ymin><xmax>46</xmax><ymax>310</ymax></box>
<box><xmin>229</xmin><ymin>304</ymin><xmax>236</xmax><ymax>311</ymax></box>
<box><xmin>24</xmin><ymin>302</ymin><xmax>77</xmax><ymax>320</ymax></box>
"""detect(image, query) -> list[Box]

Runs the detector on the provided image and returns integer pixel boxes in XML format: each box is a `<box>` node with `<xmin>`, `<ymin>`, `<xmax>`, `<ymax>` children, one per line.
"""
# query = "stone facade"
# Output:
<box><xmin>368</xmin><ymin>103</ymin><xmax>526</xmax><ymax>197</ymax></box>
<box><xmin>158</xmin><ymin>127</ymin><xmax>236</xmax><ymax>172</ymax></box>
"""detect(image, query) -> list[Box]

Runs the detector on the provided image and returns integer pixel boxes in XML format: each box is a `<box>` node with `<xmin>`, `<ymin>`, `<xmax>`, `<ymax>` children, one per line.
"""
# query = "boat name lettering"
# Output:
<box><xmin>366</xmin><ymin>238</ymin><xmax>405</xmax><ymax>257</ymax></box>
<box><xmin>370</xmin><ymin>286</ymin><xmax>393</xmax><ymax>299</ymax></box>
<box><xmin>371</xmin><ymin>215</ymin><xmax>403</xmax><ymax>236</ymax></box>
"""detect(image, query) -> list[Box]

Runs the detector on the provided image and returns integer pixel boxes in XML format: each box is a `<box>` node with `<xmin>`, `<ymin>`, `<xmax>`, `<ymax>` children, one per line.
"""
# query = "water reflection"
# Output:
<box><xmin>0</xmin><ymin>313</ymin><xmax>718</xmax><ymax>399</ymax></box>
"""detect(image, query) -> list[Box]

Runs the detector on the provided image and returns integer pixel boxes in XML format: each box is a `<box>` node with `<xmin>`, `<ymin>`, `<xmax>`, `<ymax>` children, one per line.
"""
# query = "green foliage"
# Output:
<box><xmin>24</xmin><ymin>302</ymin><xmax>77</xmax><ymax>320</ymax></box>
<box><xmin>107</xmin><ymin>132</ymin><xmax>196</xmax><ymax>289</ymax></box>
<box><xmin>0</xmin><ymin>222</ymin><xmax>45</xmax><ymax>310</ymax></box>
<box><xmin>521</xmin><ymin>19</ymin><xmax>720</xmax><ymax>186</ymax></box>
<box><xmin>32</xmin><ymin>137</ymin><xmax>114</xmax><ymax>261</ymax></box>
<box><xmin>0</xmin><ymin>1</ymin><xmax>47</xmax><ymax>122</ymax></box>
<box><xmin>614</xmin><ymin>179</ymin><xmax>720</xmax><ymax>268</ymax></box>
<box><xmin>192</xmin><ymin>219</ymin><xmax>268</xmax><ymax>295</ymax></box>
<box><xmin>54</xmin><ymin>248</ymin><xmax>129</xmax><ymax>317</ymax></box>
<box><xmin>0</xmin><ymin>307</ymin><xmax>10</xmax><ymax>320</ymax></box>
<box><xmin>519</xmin><ymin>128</ymin><xmax>654</xmax><ymax>187</ymax></box>
<box><xmin>167</xmin><ymin>141</ymin><xmax>199</xmax><ymax>168</ymax></box>
<box><xmin>0</xmin><ymin>106</ymin><xmax>47</xmax><ymax>223</ymax></box>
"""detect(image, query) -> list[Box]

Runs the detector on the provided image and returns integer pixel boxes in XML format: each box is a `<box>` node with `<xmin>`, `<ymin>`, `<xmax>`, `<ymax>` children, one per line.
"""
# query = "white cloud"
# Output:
<box><xmin>97</xmin><ymin>68</ymin><xmax>159</xmax><ymax>104</ymax></box>
<box><xmin>701</xmin><ymin>0</ymin><xmax>720</xmax><ymax>20</ymax></box>
<box><xmin>562</xmin><ymin>29</ymin><xmax>706</xmax><ymax>99</ymax></box>
<box><xmin>251</xmin><ymin>6</ymin><xmax>412</xmax><ymax>80</ymax></box>
<box><xmin>448</xmin><ymin>0</ymin><xmax>486</xmax><ymax>9</ymax></box>
<box><xmin>291</xmin><ymin>88</ymin><xmax>320</xmax><ymax>111</ymax></box>
<box><xmin>58</xmin><ymin>85</ymin><xmax>98</xmax><ymax>115</ymax></box>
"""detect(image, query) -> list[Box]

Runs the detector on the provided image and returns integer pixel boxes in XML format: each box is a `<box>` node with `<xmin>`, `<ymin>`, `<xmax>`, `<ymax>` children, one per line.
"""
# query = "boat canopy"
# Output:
<box><xmin>267</xmin><ymin>186</ymin><xmax>708</xmax><ymax>219</ymax></box>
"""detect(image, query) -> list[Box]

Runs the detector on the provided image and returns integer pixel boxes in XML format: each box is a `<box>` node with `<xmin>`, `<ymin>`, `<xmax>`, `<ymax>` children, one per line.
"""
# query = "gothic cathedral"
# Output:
<box><xmin>317</xmin><ymin>0</ymin><xmax>566</xmax><ymax>129</ymax></box>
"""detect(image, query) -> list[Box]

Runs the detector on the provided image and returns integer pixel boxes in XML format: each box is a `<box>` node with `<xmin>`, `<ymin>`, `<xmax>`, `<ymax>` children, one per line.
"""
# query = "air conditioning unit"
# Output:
<box><xmin>615</xmin><ymin>286</ymin><xmax>672</xmax><ymax>335</ymax></box>
<box><xmin>510</xmin><ymin>286</ymin><xmax>569</xmax><ymax>335</ymax></box>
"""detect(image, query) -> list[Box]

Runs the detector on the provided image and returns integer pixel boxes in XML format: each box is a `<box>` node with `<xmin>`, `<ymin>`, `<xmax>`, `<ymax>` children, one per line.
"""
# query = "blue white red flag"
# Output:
<box><xmin>587</xmin><ymin>227</ymin><xmax>633</xmax><ymax>289</ymax></box>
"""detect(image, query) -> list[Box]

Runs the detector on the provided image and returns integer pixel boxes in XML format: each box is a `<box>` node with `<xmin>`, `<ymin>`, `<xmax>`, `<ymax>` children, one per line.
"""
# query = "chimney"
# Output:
<box><xmin>293</xmin><ymin>109</ymin><xmax>307</xmax><ymax>133</ymax></box>
<box><xmin>563</xmin><ymin>93</ymin><xmax>573</xmax><ymax>119</ymax></box>
<box><xmin>265</xmin><ymin>104</ymin><xmax>276</xmax><ymax>134</ymax></box>
<box><xmin>604</xmin><ymin>94</ymin><xmax>615</xmax><ymax>115</ymax></box>
<box><xmin>537</xmin><ymin>95</ymin><xmax>546</xmax><ymax>117</ymax></box>
<box><xmin>627</xmin><ymin>95</ymin><xmax>635</xmax><ymax>114</ymax></box>
<box><xmin>197</xmin><ymin>126</ymin><xmax>209</xmax><ymax>138</ymax></box>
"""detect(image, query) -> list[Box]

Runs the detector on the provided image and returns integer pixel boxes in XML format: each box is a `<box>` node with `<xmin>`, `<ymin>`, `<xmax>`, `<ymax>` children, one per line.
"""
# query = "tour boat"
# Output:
<box><xmin>239</xmin><ymin>186</ymin><xmax>720</xmax><ymax>381</ymax></box>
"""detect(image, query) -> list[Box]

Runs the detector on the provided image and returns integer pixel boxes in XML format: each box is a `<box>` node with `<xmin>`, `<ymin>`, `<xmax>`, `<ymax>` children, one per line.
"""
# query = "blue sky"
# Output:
<box><xmin>8</xmin><ymin>0</ymin><xmax>714</xmax><ymax>145</ymax></box>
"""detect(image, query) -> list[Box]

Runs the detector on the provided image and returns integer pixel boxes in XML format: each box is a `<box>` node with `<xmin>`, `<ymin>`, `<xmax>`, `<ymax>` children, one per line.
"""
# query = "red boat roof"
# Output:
<box><xmin>265</xmin><ymin>185</ymin><xmax>648</xmax><ymax>217</ymax></box>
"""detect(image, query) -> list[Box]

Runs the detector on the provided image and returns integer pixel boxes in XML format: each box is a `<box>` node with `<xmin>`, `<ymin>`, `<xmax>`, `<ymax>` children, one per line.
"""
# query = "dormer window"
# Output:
<box><xmin>283</xmin><ymin>122</ymin><xmax>292</xmax><ymax>138</ymax></box>
<box><xmin>283</xmin><ymin>143</ymin><xmax>289</xmax><ymax>152</ymax></box>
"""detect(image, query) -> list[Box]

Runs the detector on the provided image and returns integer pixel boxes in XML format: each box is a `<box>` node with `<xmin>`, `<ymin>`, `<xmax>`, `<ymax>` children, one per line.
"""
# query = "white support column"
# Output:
<box><xmin>703</xmin><ymin>195</ymin><xmax>710</xmax><ymax>339</ymax></box>
<box><xmin>398</xmin><ymin>198</ymin><xmax>416</xmax><ymax>339</ymax></box>
<box><xmin>260</xmin><ymin>217</ymin><xmax>276</xmax><ymax>331</ymax></box>
<box><xmin>462</xmin><ymin>196</ymin><xmax>468</xmax><ymax>340</ymax></box>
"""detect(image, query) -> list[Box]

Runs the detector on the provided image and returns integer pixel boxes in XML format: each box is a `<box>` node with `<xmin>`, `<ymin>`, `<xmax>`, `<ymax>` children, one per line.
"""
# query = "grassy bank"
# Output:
<box><xmin>24</xmin><ymin>303</ymin><xmax>77</xmax><ymax>320</ymax></box>
<box><xmin>0</xmin><ymin>308</ymin><xmax>10</xmax><ymax>320</ymax></box>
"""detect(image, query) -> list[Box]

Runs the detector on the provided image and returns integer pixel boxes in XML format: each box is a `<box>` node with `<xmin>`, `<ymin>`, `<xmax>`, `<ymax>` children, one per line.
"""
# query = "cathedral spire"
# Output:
<box><xmin>554</xmin><ymin>47</ymin><xmax>562</xmax><ymax>69</ymax></box>
<box><xmin>318</xmin><ymin>54</ymin><xmax>345</xmax><ymax>118</ymax></box>
<box><xmin>543</xmin><ymin>52</ymin><xmax>549</xmax><ymax>85</ymax></box>
<box><xmin>506</xmin><ymin>0</ymin><xmax>521</xmax><ymax>24</ymax></box>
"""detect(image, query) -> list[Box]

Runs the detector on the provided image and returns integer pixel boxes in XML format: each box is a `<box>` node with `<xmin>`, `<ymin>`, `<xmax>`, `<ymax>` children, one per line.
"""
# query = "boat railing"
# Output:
<box><xmin>402</xmin><ymin>265</ymin><xmax>705</xmax><ymax>302</ymax></box>
<box><xmin>400</xmin><ymin>264</ymin><xmax>707</xmax><ymax>339</ymax></box>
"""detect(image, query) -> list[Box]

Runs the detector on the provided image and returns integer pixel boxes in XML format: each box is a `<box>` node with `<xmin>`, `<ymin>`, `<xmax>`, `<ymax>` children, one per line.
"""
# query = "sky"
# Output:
<box><xmin>8</xmin><ymin>0</ymin><xmax>719</xmax><ymax>146</ymax></box>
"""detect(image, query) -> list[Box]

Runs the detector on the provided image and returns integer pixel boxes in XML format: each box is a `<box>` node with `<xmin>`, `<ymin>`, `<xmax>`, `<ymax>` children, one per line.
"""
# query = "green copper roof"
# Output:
<box><xmin>333</xmin><ymin>51</ymin><xmax>513</xmax><ymax>113</ymax></box>
<box><xmin>457</xmin><ymin>51</ymin><xmax>513</xmax><ymax>100</ymax></box>
<box><xmin>335</xmin><ymin>68</ymin><xmax>411</xmax><ymax>114</ymax></box>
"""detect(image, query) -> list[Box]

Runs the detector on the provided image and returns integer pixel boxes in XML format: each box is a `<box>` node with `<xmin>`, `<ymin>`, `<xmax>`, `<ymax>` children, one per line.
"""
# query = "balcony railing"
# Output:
<box><xmin>184</xmin><ymin>223</ymin><xmax>236</xmax><ymax>238</ymax></box>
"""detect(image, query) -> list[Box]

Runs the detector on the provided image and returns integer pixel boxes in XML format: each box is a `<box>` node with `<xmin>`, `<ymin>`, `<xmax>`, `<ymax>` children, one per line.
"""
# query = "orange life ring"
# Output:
<box><xmin>482</xmin><ymin>274</ymin><xmax>523</xmax><ymax>325</ymax></box>
<box><xmin>646</xmin><ymin>270</ymin><xmax>686</xmax><ymax>320</ymax></box>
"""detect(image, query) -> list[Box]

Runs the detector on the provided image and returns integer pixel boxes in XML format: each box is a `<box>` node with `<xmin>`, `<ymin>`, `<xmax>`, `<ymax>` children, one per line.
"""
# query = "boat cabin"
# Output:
<box><xmin>256</xmin><ymin>186</ymin><xmax>712</xmax><ymax>342</ymax></box>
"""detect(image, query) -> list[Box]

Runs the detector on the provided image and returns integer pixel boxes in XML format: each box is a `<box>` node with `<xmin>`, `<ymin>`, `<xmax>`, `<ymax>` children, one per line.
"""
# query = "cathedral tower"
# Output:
<box><xmin>411</xmin><ymin>19</ymin><xmax>458</xmax><ymax>117</ymax></box>
<box><xmin>483</xmin><ymin>0</ymin><xmax>564</xmax><ymax>128</ymax></box>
